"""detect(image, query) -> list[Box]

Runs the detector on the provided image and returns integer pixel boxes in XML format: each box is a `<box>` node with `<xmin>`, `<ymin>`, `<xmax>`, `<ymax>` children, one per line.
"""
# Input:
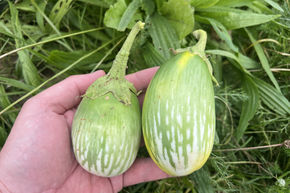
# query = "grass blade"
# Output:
<box><xmin>0</xmin><ymin>37</ymin><xmax>120</xmax><ymax>115</ymax></box>
<box><xmin>206</xmin><ymin>49</ymin><xmax>250</xmax><ymax>73</ymax></box>
<box><xmin>236</xmin><ymin>75</ymin><xmax>260</xmax><ymax>141</ymax></box>
<box><xmin>0</xmin><ymin>27</ymin><xmax>104</xmax><ymax>60</ymax></box>
<box><xmin>0</xmin><ymin>85</ymin><xmax>17</xmax><ymax>123</ymax></box>
<box><xmin>0</xmin><ymin>77</ymin><xmax>34</xmax><ymax>91</ymax></box>
<box><xmin>262</xmin><ymin>0</ymin><xmax>284</xmax><ymax>12</ymax></box>
<box><xmin>190</xmin><ymin>167</ymin><xmax>214</xmax><ymax>193</ymax></box>
<box><xmin>9</xmin><ymin>2</ymin><xmax>42</xmax><ymax>87</ymax></box>
<box><xmin>0</xmin><ymin>126</ymin><xmax>8</xmax><ymax>148</ymax></box>
<box><xmin>207</xmin><ymin>17</ymin><xmax>239</xmax><ymax>52</ymax></box>
<box><xmin>49</xmin><ymin>0</ymin><xmax>74</xmax><ymax>28</ymax></box>
<box><xmin>245</xmin><ymin>28</ymin><xmax>281</xmax><ymax>92</ymax></box>
<box><xmin>196</xmin><ymin>6</ymin><xmax>280</xmax><ymax>30</ymax></box>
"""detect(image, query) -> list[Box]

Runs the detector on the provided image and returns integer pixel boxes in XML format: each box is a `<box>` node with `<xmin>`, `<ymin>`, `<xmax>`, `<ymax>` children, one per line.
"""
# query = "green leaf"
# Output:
<box><xmin>215</xmin><ymin>0</ymin><xmax>253</xmax><ymax>7</ymax></box>
<box><xmin>0</xmin><ymin>77</ymin><xmax>34</xmax><ymax>91</ymax></box>
<box><xmin>143</xmin><ymin>42</ymin><xmax>166</xmax><ymax>67</ymax></box>
<box><xmin>190</xmin><ymin>166</ymin><xmax>214</xmax><ymax>193</ymax></box>
<box><xmin>262</xmin><ymin>0</ymin><xmax>284</xmax><ymax>12</ymax></box>
<box><xmin>36</xmin><ymin>0</ymin><xmax>47</xmax><ymax>32</ymax></box>
<box><xmin>0</xmin><ymin>21</ymin><xmax>14</xmax><ymax>37</ymax></box>
<box><xmin>160</xmin><ymin>0</ymin><xmax>194</xmax><ymax>40</ymax></box>
<box><xmin>0</xmin><ymin>126</ymin><xmax>8</xmax><ymax>148</ymax></box>
<box><xmin>49</xmin><ymin>0</ymin><xmax>74</xmax><ymax>28</ymax></box>
<box><xmin>196</xmin><ymin>6</ymin><xmax>280</xmax><ymax>29</ymax></box>
<box><xmin>237</xmin><ymin>53</ymin><xmax>259</xmax><ymax>69</ymax></box>
<box><xmin>245</xmin><ymin>28</ymin><xmax>280</xmax><ymax>92</ymax></box>
<box><xmin>154</xmin><ymin>0</ymin><xmax>166</xmax><ymax>11</ymax></box>
<box><xmin>77</xmin><ymin>0</ymin><xmax>114</xmax><ymax>7</ymax></box>
<box><xmin>104</xmin><ymin>0</ymin><xmax>127</xmax><ymax>29</ymax></box>
<box><xmin>206</xmin><ymin>17</ymin><xmax>239</xmax><ymax>52</ymax></box>
<box><xmin>118</xmin><ymin>0</ymin><xmax>142</xmax><ymax>31</ymax></box>
<box><xmin>236</xmin><ymin>75</ymin><xmax>259</xmax><ymax>141</ymax></box>
<box><xmin>205</xmin><ymin>50</ymin><xmax>254</xmax><ymax>72</ymax></box>
<box><xmin>9</xmin><ymin>2</ymin><xmax>42</xmax><ymax>87</ymax></box>
<box><xmin>47</xmin><ymin>50</ymin><xmax>104</xmax><ymax>71</ymax></box>
<box><xmin>0</xmin><ymin>85</ymin><xmax>17</xmax><ymax>123</ymax></box>
<box><xmin>254</xmin><ymin>78</ymin><xmax>290</xmax><ymax>116</ymax></box>
<box><xmin>148</xmin><ymin>13</ymin><xmax>180</xmax><ymax>59</ymax></box>
<box><xmin>104</xmin><ymin>0</ymin><xmax>142</xmax><ymax>30</ymax></box>
<box><xmin>190</xmin><ymin>0</ymin><xmax>220</xmax><ymax>8</ymax></box>
<box><xmin>141</xmin><ymin>0</ymin><xmax>155</xmax><ymax>16</ymax></box>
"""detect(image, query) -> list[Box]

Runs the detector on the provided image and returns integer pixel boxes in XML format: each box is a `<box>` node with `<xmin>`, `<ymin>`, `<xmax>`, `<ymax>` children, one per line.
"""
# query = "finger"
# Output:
<box><xmin>123</xmin><ymin>158</ymin><xmax>170</xmax><ymax>187</ymax></box>
<box><xmin>28</xmin><ymin>70</ymin><xmax>105</xmax><ymax>114</ymax></box>
<box><xmin>126</xmin><ymin>67</ymin><xmax>159</xmax><ymax>91</ymax></box>
<box><xmin>64</xmin><ymin>108</ymin><xmax>77</xmax><ymax>128</ymax></box>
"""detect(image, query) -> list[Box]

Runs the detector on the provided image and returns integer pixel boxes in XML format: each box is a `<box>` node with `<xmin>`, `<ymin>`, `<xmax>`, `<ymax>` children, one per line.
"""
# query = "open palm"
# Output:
<box><xmin>0</xmin><ymin>68</ymin><xmax>168</xmax><ymax>193</ymax></box>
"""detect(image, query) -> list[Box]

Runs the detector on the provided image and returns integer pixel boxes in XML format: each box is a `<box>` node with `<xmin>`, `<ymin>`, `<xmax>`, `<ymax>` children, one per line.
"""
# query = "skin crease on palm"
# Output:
<box><xmin>0</xmin><ymin>67</ymin><xmax>169</xmax><ymax>193</ymax></box>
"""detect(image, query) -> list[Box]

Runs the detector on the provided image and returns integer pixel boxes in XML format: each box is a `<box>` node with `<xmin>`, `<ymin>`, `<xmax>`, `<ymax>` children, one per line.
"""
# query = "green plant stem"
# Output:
<box><xmin>214</xmin><ymin>140</ymin><xmax>289</xmax><ymax>152</ymax></box>
<box><xmin>91</xmin><ymin>36</ymin><xmax>126</xmax><ymax>73</ymax></box>
<box><xmin>107</xmin><ymin>21</ymin><xmax>145</xmax><ymax>79</ymax></box>
<box><xmin>191</xmin><ymin>29</ymin><xmax>207</xmax><ymax>54</ymax></box>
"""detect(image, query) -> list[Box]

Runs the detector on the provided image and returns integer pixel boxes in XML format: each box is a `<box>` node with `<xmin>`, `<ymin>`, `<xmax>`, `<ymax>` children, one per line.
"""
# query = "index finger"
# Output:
<box><xmin>126</xmin><ymin>67</ymin><xmax>159</xmax><ymax>91</ymax></box>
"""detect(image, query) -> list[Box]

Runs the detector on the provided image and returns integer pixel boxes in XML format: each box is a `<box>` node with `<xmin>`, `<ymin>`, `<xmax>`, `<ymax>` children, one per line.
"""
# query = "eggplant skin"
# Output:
<box><xmin>142</xmin><ymin>51</ymin><xmax>215</xmax><ymax>176</ymax></box>
<box><xmin>72</xmin><ymin>92</ymin><xmax>141</xmax><ymax>177</ymax></box>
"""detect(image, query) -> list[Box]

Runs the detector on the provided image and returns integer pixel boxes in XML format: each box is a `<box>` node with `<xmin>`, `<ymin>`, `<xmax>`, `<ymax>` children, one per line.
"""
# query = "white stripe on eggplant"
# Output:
<box><xmin>177</xmin><ymin>113</ymin><xmax>182</xmax><ymax>127</ymax></box>
<box><xmin>167</xmin><ymin>131</ymin><xmax>170</xmax><ymax>140</ymax></box>
<box><xmin>186</xmin><ymin>129</ymin><xmax>190</xmax><ymax>140</ymax></box>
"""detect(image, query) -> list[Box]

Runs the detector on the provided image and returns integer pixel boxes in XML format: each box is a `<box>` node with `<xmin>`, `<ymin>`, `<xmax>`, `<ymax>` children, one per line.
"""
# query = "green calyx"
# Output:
<box><xmin>175</xmin><ymin>29</ymin><xmax>219</xmax><ymax>86</ymax></box>
<box><xmin>85</xmin><ymin>21</ymin><xmax>145</xmax><ymax>104</ymax></box>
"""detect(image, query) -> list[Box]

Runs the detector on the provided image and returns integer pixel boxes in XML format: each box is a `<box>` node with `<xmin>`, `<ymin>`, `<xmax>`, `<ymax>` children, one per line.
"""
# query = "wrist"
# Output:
<box><xmin>0</xmin><ymin>180</ymin><xmax>11</xmax><ymax>193</ymax></box>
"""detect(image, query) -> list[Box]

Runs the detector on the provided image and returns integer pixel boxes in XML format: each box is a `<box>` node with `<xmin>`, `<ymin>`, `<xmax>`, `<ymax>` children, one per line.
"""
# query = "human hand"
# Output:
<box><xmin>0</xmin><ymin>67</ymin><xmax>168</xmax><ymax>193</ymax></box>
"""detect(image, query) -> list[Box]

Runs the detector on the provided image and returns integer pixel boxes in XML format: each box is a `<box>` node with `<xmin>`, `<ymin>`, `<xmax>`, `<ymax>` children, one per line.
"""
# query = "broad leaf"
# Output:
<box><xmin>118</xmin><ymin>0</ymin><xmax>142</xmax><ymax>31</ymax></box>
<box><xmin>190</xmin><ymin>0</ymin><xmax>220</xmax><ymax>8</ymax></box>
<box><xmin>160</xmin><ymin>0</ymin><xmax>194</xmax><ymax>40</ymax></box>
<box><xmin>143</xmin><ymin>42</ymin><xmax>166</xmax><ymax>67</ymax></box>
<box><xmin>104</xmin><ymin>0</ymin><xmax>142</xmax><ymax>30</ymax></box>
<box><xmin>104</xmin><ymin>0</ymin><xmax>127</xmax><ymax>29</ymax></box>
<box><xmin>148</xmin><ymin>13</ymin><xmax>180</xmax><ymax>59</ymax></box>
<box><xmin>141</xmin><ymin>0</ymin><xmax>155</xmax><ymax>16</ymax></box>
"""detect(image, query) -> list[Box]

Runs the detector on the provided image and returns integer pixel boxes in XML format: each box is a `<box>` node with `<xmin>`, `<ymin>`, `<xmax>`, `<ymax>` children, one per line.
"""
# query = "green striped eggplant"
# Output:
<box><xmin>142</xmin><ymin>30</ymin><xmax>216</xmax><ymax>176</ymax></box>
<box><xmin>72</xmin><ymin>22</ymin><xmax>144</xmax><ymax>177</ymax></box>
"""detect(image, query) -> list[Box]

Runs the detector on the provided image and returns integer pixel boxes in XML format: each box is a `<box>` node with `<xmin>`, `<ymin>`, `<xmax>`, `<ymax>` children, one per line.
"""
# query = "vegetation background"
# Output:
<box><xmin>0</xmin><ymin>0</ymin><xmax>289</xmax><ymax>192</ymax></box>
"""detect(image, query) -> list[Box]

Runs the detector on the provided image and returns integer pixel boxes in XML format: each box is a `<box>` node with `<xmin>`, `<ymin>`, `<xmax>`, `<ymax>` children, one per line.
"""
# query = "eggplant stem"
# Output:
<box><xmin>191</xmin><ymin>29</ymin><xmax>207</xmax><ymax>54</ymax></box>
<box><xmin>108</xmin><ymin>21</ymin><xmax>145</xmax><ymax>79</ymax></box>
